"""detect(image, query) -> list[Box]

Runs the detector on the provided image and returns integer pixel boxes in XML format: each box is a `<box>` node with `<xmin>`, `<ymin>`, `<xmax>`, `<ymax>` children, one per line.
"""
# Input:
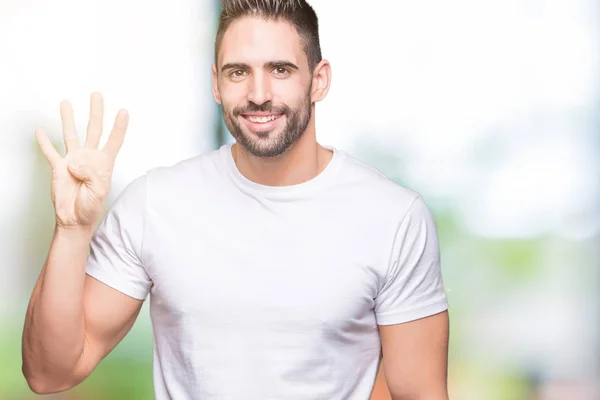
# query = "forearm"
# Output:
<box><xmin>22</xmin><ymin>224</ymin><xmax>93</xmax><ymax>393</ymax></box>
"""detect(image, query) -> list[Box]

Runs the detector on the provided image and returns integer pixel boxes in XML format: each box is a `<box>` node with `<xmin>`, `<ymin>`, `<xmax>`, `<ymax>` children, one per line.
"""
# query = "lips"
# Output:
<box><xmin>240</xmin><ymin>113</ymin><xmax>284</xmax><ymax>133</ymax></box>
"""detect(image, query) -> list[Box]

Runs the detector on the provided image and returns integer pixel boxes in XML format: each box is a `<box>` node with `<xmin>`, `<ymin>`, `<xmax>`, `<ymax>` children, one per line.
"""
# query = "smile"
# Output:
<box><xmin>240</xmin><ymin>113</ymin><xmax>284</xmax><ymax>133</ymax></box>
<box><xmin>242</xmin><ymin>114</ymin><xmax>282</xmax><ymax>123</ymax></box>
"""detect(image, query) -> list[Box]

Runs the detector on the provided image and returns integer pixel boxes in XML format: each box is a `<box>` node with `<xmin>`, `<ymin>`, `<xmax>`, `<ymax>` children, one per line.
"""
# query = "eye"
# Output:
<box><xmin>273</xmin><ymin>67</ymin><xmax>290</xmax><ymax>76</ymax></box>
<box><xmin>230</xmin><ymin>70</ymin><xmax>248</xmax><ymax>79</ymax></box>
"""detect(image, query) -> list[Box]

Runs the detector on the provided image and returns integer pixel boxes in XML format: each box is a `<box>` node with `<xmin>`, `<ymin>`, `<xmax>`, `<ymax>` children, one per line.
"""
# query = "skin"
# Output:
<box><xmin>22</xmin><ymin>15</ymin><xmax>450</xmax><ymax>400</ymax></box>
<box><xmin>376</xmin><ymin>312</ymin><xmax>450</xmax><ymax>400</ymax></box>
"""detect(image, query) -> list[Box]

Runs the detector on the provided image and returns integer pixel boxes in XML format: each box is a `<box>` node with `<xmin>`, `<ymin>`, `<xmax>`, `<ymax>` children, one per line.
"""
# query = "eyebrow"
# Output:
<box><xmin>221</xmin><ymin>60</ymin><xmax>299</xmax><ymax>73</ymax></box>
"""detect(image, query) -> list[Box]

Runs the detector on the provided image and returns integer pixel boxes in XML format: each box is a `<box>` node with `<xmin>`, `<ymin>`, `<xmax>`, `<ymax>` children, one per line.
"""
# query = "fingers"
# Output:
<box><xmin>84</xmin><ymin>92</ymin><xmax>104</xmax><ymax>149</ymax></box>
<box><xmin>35</xmin><ymin>128</ymin><xmax>61</xmax><ymax>168</ymax></box>
<box><xmin>102</xmin><ymin>109</ymin><xmax>129</xmax><ymax>160</ymax></box>
<box><xmin>60</xmin><ymin>100</ymin><xmax>79</xmax><ymax>154</ymax></box>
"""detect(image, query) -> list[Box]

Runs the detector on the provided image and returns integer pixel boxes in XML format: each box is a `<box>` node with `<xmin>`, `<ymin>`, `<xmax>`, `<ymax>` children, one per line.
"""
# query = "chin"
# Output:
<box><xmin>239</xmin><ymin>134</ymin><xmax>289</xmax><ymax>158</ymax></box>
<box><xmin>242</xmin><ymin>124</ymin><xmax>282</xmax><ymax>140</ymax></box>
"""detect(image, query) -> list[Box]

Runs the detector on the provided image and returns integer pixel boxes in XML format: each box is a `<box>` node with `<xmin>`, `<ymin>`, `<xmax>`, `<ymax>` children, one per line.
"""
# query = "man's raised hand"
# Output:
<box><xmin>35</xmin><ymin>92</ymin><xmax>129</xmax><ymax>228</ymax></box>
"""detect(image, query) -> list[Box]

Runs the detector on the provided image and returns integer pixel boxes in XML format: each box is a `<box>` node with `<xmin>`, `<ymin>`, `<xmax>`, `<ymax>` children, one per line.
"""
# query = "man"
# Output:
<box><xmin>22</xmin><ymin>0</ymin><xmax>450</xmax><ymax>399</ymax></box>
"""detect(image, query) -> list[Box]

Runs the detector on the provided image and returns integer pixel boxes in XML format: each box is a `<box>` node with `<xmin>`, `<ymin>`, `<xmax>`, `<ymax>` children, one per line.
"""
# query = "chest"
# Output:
<box><xmin>143</xmin><ymin>198</ymin><xmax>386</xmax><ymax>332</ymax></box>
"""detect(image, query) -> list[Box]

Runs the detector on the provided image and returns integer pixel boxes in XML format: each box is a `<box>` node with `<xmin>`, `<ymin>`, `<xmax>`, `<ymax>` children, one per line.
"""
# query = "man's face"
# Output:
<box><xmin>214</xmin><ymin>17</ymin><xmax>313</xmax><ymax>158</ymax></box>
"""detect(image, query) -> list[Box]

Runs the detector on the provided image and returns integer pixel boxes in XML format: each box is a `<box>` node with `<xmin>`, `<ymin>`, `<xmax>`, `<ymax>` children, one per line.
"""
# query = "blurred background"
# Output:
<box><xmin>1</xmin><ymin>0</ymin><xmax>598</xmax><ymax>399</ymax></box>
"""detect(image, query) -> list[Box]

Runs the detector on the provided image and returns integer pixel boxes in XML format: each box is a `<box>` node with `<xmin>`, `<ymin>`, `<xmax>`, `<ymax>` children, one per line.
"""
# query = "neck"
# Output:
<box><xmin>232</xmin><ymin>114</ymin><xmax>333</xmax><ymax>187</ymax></box>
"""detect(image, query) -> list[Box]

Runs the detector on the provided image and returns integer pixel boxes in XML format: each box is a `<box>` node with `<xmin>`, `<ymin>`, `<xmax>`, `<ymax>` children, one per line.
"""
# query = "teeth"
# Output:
<box><xmin>247</xmin><ymin>115</ymin><xmax>278</xmax><ymax>123</ymax></box>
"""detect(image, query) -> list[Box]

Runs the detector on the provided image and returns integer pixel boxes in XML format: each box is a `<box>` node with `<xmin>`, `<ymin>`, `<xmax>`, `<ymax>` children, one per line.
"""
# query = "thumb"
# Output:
<box><xmin>67</xmin><ymin>163</ymin><xmax>100</xmax><ymax>183</ymax></box>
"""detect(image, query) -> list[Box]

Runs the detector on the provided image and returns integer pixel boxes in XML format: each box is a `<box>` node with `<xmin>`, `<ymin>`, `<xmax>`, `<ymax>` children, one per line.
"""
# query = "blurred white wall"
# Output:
<box><xmin>0</xmin><ymin>0</ymin><xmax>219</xmax><ymax>314</ymax></box>
<box><xmin>311</xmin><ymin>0</ymin><xmax>599</xmax><ymax>239</ymax></box>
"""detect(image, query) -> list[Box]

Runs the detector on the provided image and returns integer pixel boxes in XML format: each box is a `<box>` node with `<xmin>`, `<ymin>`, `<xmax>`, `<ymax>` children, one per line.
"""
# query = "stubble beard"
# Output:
<box><xmin>222</xmin><ymin>91</ymin><xmax>312</xmax><ymax>158</ymax></box>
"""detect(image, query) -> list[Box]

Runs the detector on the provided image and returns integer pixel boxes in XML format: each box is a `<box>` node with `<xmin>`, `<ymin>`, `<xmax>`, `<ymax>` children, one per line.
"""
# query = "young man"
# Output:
<box><xmin>22</xmin><ymin>1</ymin><xmax>450</xmax><ymax>399</ymax></box>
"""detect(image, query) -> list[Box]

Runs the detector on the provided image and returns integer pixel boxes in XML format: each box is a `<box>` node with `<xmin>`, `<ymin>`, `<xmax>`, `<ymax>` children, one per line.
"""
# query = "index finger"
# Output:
<box><xmin>60</xmin><ymin>100</ymin><xmax>79</xmax><ymax>153</ymax></box>
<box><xmin>101</xmin><ymin>109</ymin><xmax>129</xmax><ymax>160</ymax></box>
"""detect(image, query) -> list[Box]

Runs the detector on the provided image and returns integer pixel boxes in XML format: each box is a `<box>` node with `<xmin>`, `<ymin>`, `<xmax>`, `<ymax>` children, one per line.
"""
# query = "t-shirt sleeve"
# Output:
<box><xmin>85</xmin><ymin>174</ymin><xmax>152</xmax><ymax>300</ymax></box>
<box><xmin>374</xmin><ymin>195</ymin><xmax>448</xmax><ymax>325</ymax></box>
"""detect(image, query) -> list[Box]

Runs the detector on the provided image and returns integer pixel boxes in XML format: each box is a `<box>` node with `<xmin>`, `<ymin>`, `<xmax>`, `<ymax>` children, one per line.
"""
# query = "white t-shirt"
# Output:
<box><xmin>86</xmin><ymin>144</ymin><xmax>448</xmax><ymax>400</ymax></box>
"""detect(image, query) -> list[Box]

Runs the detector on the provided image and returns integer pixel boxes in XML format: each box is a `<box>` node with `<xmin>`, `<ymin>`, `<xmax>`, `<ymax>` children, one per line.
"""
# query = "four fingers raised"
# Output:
<box><xmin>37</xmin><ymin>93</ymin><xmax>129</xmax><ymax>166</ymax></box>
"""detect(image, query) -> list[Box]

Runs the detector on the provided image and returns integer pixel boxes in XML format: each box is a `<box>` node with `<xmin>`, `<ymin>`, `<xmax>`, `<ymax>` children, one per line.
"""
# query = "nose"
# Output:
<box><xmin>247</xmin><ymin>71</ymin><xmax>272</xmax><ymax>105</ymax></box>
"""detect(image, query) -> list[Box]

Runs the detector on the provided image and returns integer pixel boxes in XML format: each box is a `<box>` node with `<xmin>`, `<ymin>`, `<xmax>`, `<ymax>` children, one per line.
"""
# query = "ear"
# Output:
<box><xmin>212</xmin><ymin>63</ymin><xmax>222</xmax><ymax>104</ymax></box>
<box><xmin>310</xmin><ymin>59</ymin><xmax>332</xmax><ymax>103</ymax></box>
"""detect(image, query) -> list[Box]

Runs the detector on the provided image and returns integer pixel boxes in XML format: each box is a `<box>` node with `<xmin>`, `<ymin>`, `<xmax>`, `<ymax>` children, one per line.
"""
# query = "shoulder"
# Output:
<box><xmin>115</xmin><ymin>147</ymin><xmax>222</xmax><ymax>205</ymax></box>
<box><xmin>334</xmin><ymin>149</ymin><xmax>423</xmax><ymax>219</ymax></box>
<box><xmin>145</xmin><ymin>148</ymin><xmax>221</xmax><ymax>186</ymax></box>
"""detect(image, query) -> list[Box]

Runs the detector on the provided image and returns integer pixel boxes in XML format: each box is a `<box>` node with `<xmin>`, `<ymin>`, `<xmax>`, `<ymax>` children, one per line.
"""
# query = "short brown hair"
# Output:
<box><xmin>215</xmin><ymin>0</ymin><xmax>323</xmax><ymax>72</ymax></box>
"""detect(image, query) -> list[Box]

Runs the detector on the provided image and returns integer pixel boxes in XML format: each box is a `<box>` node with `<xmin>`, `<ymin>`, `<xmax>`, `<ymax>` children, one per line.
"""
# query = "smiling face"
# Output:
<box><xmin>213</xmin><ymin>16</ymin><xmax>314</xmax><ymax>158</ymax></box>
